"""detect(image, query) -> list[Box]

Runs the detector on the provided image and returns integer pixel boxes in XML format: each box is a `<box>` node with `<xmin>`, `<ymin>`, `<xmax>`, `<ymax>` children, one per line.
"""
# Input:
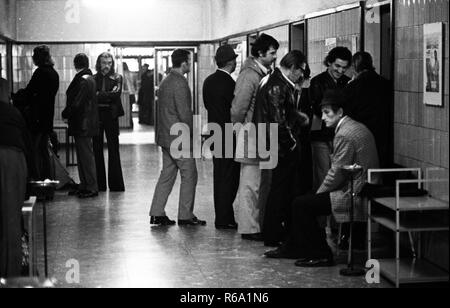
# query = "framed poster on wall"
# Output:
<box><xmin>423</xmin><ymin>22</ymin><xmax>444</xmax><ymax>106</ymax></box>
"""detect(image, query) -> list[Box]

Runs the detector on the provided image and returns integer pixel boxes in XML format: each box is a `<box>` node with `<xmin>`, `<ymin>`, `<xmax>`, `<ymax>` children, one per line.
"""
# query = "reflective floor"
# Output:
<box><xmin>32</xmin><ymin>120</ymin><xmax>391</xmax><ymax>288</ymax></box>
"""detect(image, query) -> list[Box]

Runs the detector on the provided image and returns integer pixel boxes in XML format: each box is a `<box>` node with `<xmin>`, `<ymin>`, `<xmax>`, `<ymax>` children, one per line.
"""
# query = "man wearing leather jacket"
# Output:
<box><xmin>252</xmin><ymin>50</ymin><xmax>309</xmax><ymax>246</ymax></box>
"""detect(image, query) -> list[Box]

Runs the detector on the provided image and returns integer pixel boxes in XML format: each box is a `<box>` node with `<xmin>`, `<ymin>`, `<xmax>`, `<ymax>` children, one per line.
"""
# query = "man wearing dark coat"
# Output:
<box><xmin>62</xmin><ymin>53</ymin><xmax>99</xmax><ymax>198</ymax></box>
<box><xmin>203</xmin><ymin>45</ymin><xmax>240</xmax><ymax>229</ymax></box>
<box><xmin>0</xmin><ymin>79</ymin><xmax>32</xmax><ymax>278</ymax></box>
<box><xmin>93</xmin><ymin>52</ymin><xmax>125</xmax><ymax>192</ymax></box>
<box><xmin>345</xmin><ymin>51</ymin><xmax>391</xmax><ymax>168</ymax></box>
<box><xmin>252</xmin><ymin>50</ymin><xmax>309</xmax><ymax>246</ymax></box>
<box><xmin>24</xmin><ymin>45</ymin><xmax>59</xmax><ymax>180</ymax></box>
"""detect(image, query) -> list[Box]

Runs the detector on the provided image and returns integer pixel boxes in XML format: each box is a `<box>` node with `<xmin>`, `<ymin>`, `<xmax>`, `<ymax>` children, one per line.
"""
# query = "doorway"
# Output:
<box><xmin>364</xmin><ymin>3</ymin><xmax>392</xmax><ymax>80</ymax></box>
<box><xmin>290</xmin><ymin>21</ymin><xmax>307</xmax><ymax>56</ymax></box>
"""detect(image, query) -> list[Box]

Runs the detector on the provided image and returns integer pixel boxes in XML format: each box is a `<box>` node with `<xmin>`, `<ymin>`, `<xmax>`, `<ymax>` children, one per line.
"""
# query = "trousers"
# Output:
<box><xmin>74</xmin><ymin>136</ymin><xmax>98</xmax><ymax>193</ymax></box>
<box><xmin>284</xmin><ymin>192</ymin><xmax>333</xmax><ymax>259</ymax></box>
<box><xmin>150</xmin><ymin>147</ymin><xmax>198</xmax><ymax>220</ymax></box>
<box><xmin>212</xmin><ymin>157</ymin><xmax>240</xmax><ymax>226</ymax></box>
<box><xmin>233</xmin><ymin>164</ymin><xmax>271</xmax><ymax>234</ymax></box>
<box><xmin>311</xmin><ymin>141</ymin><xmax>332</xmax><ymax>191</ymax></box>
<box><xmin>93</xmin><ymin>108</ymin><xmax>125</xmax><ymax>191</ymax></box>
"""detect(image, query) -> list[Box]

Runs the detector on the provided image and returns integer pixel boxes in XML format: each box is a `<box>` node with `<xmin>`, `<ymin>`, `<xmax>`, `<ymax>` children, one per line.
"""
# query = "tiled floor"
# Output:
<box><xmin>32</xmin><ymin>120</ymin><xmax>391</xmax><ymax>288</ymax></box>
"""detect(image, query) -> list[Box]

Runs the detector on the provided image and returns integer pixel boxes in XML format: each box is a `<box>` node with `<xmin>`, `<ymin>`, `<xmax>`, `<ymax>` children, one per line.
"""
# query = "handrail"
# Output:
<box><xmin>367</xmin><ymin>167</ymin><xmax>422</xmax><ymax>186</ymax></box>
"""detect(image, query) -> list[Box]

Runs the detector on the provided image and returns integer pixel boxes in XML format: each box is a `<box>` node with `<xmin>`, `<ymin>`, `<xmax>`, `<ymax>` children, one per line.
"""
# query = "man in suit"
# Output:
<box><xmin>24</xmin><ymin>45</ymin><xmax>59</xmax><ymax>180</ymax></box>
<box><xmin>93</xmin><ymin>52</ymin><xmax>125</xmax><ymax>192</ymax></box>
<box><xmin>62</xmin><ymin>53</ymin><xmax>99</xmax><ymax>199</ymax></box>
<box><xmin>149</xmin><ymin>49</ymin><xmax>206</xmax><ymax>226</ymax></box>
<box><xmin>265</xmin><ymin>89</ymin><xmax>379</xmax><ymax>267</ymax></box>
<box><xmin>203</xmin><ymin>45</ymin><xmax>240</xmax><ymax>230</ymax></box>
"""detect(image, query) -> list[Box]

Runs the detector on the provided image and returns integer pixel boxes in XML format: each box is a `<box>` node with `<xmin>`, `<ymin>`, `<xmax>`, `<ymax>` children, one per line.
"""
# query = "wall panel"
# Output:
<box><xmin>307</xmin><ymin>7</ymin><xmax>361</xmax><ymax>78</ymax></box>
<box><xmin>393</xmin><ymin>0</ymin><xmax>449</xmax><ymax>270</ymax></box>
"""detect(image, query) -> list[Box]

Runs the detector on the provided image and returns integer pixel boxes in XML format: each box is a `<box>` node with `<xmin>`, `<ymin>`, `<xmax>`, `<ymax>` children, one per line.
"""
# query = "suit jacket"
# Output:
<box><xmin>24</xmin><ymin>65</ymin><xmax>60</xmax><ymax>134</ymax></box>
<box><xmin>155</xmin><ymin>70</ymin><xmax>193</xmax><ymax>150</ymax></box>
<box><xmin>94</xmin><ymin>72</ymin><xmax>125</xmax><ymax>119</ymax></box>
<box><xmin>203</xmin><ymin>70</ymin><xmax>235</xmax><ymax>126</ymax></box>
<box><xmin>62</xmin><ymin>69</ymin><xmax>99</xmax><ymax>137</ymax></box>
<box><xmin>317</xmin><ymin>117</ymin><xmax>379</xmax><ymax>222</ymax></box>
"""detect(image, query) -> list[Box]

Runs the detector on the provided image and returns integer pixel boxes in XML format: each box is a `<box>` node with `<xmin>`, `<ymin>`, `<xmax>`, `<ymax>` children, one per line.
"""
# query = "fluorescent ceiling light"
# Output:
<box><xmin>82</xmin><ymin>0</ymin><xmax>155</xmax><ymax>9</ymax></box>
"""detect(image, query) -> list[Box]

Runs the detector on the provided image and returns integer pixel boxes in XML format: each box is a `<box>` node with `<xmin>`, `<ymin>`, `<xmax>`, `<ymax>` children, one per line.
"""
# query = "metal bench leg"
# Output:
<box><xmin>408</xmin><ymin>232</ymin><xmax>416</xmax><ymax>259</ymax></box>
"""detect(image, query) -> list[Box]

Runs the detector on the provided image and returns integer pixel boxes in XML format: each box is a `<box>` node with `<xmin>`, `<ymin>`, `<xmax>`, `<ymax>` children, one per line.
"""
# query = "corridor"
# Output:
<box><xmin>32</xmin><ymin>123</ymin><xmax>389</xmax><ymax>288</ymax></box>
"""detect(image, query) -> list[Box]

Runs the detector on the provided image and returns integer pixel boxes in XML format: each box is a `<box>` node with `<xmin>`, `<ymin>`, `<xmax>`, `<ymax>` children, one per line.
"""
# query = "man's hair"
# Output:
<box><xmin>95</xmin><ymin>52</ymin><xmax>115</xmax><ymax>74</ymax></box>
<box><xmin>352</xmin><ymin>51</ymin><xmax>374</xmax><ymax>73</ymax></box>
<box><xmin>74</xmin><ymin>53</ymin><xmax>89</xmax><ymax>70</ymax></box>
<box><xmin>250</xmin><ymin>33</ymin><xmax>280</xmax><ymax>58</ymax></box>
<box><xmin>280</xmin><ymin>50</ymin><xmax>306</xmax><ymax>70</ymax></box>
<box><xmin>32</xmin><ymin>45</ymin><xmax>54</xmax><ymax>67</ymax></box>
<box><xmin>323</xmin><ymin>46</ymin><xmax>352</xmax><ymax>67</ymax></box>
<box><xmin>303</xmin><ymin>63</ymin><xmax>311</xmax><ymax>79</ymax></box>
<box><xmin>171</xmin><ymin>49</ymin><xmax>190</xmax><ymax>68</ymax></box>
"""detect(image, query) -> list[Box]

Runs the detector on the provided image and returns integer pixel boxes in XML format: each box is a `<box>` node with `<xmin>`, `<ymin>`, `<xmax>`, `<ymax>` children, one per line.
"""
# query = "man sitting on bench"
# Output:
<box><xmin>264</xmin><ymin>89</ymin><xmax>379</xmax><ymax>267</ymax></box>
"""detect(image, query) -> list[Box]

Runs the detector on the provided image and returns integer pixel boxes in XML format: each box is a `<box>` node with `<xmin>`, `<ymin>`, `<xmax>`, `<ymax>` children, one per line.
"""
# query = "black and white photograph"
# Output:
<box><xmin>0</xmin><ymin>0</ymin><xmax>449</xmax><ymax>293</ymax></box>
<box><xmin>424</xmin><ymin>22</ymin><xmax>443</xmax><ymax>105</ymax></box>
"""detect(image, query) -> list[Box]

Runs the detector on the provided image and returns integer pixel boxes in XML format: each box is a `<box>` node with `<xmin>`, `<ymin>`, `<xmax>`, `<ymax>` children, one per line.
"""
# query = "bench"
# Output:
<box><xmin>367</xmin><ymin>168</ymin><xmax>449</xmax><ymax>288</ymax></box>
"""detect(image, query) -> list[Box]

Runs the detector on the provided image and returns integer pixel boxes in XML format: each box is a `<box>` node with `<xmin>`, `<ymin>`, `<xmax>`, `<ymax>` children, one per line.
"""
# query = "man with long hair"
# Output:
<box><xmin>93</xmin><ymin>52</ymin><xmax>125</xmax><ymax>192</ymax></box>
<box><xmin>24</xmin><ymin>45</ymin><xmax>59</xmax><ymax>180</ymax></box>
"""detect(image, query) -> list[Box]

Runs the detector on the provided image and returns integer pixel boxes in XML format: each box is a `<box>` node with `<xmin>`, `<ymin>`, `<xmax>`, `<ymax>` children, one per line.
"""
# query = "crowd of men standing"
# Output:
<box><xmin>0</xmin><ymin>34</ymin><xmax>391</xmax><ymax>277</ymax></box>
<box><xmin>149</xmin><ymin>34</ymin><xmax>390</xmax><ymax>268</ymax></box>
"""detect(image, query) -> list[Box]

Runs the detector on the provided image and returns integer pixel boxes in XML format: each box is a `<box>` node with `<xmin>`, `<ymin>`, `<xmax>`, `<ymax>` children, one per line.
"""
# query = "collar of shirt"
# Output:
<box><xmin>217</xmin><ymin>68</ymin><xmax>232</xmax><ymax>77</ymax></box>
<box><xmin>280</xmin><ymin>70</ymin><xmax>296</xmax><ymax>89</ymax></box>
<box><xmin>255</xmin><ymin>59</ymin><xmax>269</xmax><ymax>75</ymax></box>
<box><xmin>335</xmin><ymin>116</ymin><xmax>348</xmax><ymax>133</ymax></box>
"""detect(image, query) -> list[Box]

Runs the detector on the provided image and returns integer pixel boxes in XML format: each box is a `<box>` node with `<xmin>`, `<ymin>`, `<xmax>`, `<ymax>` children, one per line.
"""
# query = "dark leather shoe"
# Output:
<box><xmin>215</xmin><ymin>223</ymin><xmax>238</xmax><ymax>230</ymax></box>
<box><xmin>178</xmin><ymin>217</ymin><xmax>207</xmax><ymax>226</ymax></box>
<box><xmin>294</xmin><ymin>257</ymin><xmax>334</xmax><ymax>267</ymax></box>
<box><xmin>150</xmin><ymin>216</ymin><xmax>176</xmax><ymax>226</ymax></box>
<box><xmin>264</xmin><ymin>240</ymin><xmax>282</xmax><ymax>247</ymax></box>
<box><xmin>78</xmin><ymin>191</ymin><xmax>99</xmax><ymax>199</ymax></box>
<box><xmin>241</xmin><ymin>233</ymin><xmax>263</xmax><ymax>241</ymax></box>
<box><xmin>110</xmin><ymin>188</ymin><xmax>125</xmax><ymax>192</ymax></box>
<box><xmin>68</xmin><ymin>190</ymin><xmax>81</xmax><ymax>196</ymax></box>
<box><xmin>264</xmin><ymin>247</ymin><xmax>302</xmax><ymax>259</ymax></box>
